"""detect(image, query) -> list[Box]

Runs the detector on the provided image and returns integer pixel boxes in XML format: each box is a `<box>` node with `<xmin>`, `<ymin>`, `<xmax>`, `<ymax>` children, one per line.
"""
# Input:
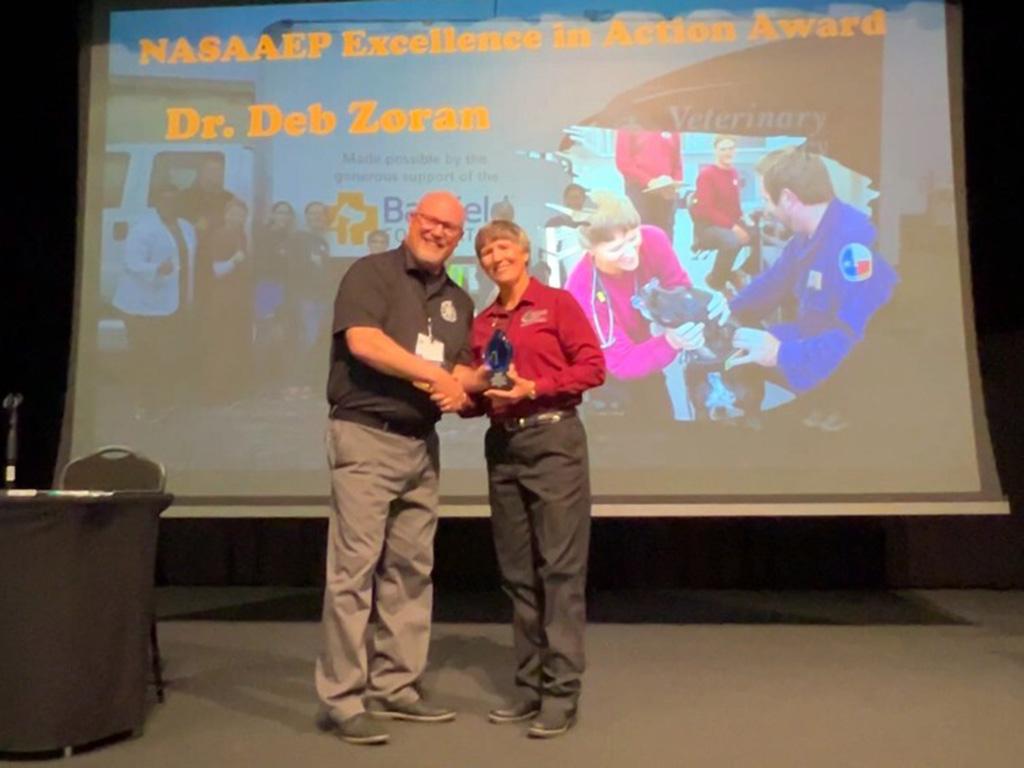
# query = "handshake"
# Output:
<box><xmin>419</xmin><ymin>364</ymin><xmax>536</xmax><ymax>414</ymax></box>
<box><xmin>416</xmin><ymin>369</ymin><xmax>468</xmax><ymax>413</ymax></box>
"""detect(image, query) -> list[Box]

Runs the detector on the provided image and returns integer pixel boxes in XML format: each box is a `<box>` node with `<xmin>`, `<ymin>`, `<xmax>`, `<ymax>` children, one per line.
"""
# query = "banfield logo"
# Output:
<box><xmin>328</xmin><ymin>192</ymin><xmax>379</xmax><ymax>246</ymax></box>
<box><xmin>382</xmin><ymin>195</ymin><xmax>491</xmax><ymax>225</ymax></box>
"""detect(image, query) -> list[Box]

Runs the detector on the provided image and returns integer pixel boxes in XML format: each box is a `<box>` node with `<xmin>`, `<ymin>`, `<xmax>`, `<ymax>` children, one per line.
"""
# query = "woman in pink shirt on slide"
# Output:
<box><xmin>564</xmin><ymin>191</ymin><xmax>729</xmax><ymax>421</ymax></box>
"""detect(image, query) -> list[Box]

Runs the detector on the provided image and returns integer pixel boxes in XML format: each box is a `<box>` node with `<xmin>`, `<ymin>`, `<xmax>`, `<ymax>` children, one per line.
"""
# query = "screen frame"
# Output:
<box><xmin>62</xmin><ymin>0</ymin><xmax>1008</xmax><ymax>516</ymax></box>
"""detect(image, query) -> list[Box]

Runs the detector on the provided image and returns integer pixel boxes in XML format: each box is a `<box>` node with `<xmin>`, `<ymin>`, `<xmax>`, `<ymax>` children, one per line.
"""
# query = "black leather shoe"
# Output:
<box><xmin>316</xmin><ymin>709</ymin><xmax>389</xmax><ymax>745</ymax></box>
<box><xmin>527</xmin><ymin>705</ymin><xmax>577</xmax><ymax>739</ymax></box>
<box><xmin>367</xmin><ymin>699</ymin><xmax>456</xmax><ymax>723</ymax></box>
<box><xmin>488</xmin><ymin>699</ymin><xmax>541</xmax><ymax>724</ymax></box>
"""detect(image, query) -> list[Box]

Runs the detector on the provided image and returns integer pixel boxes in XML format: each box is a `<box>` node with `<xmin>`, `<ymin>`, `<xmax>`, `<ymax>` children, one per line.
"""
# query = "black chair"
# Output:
<box><xmin>58</xmin><ymin>446</ymin><xmax>167</xmax><ymax>703</ymax></box>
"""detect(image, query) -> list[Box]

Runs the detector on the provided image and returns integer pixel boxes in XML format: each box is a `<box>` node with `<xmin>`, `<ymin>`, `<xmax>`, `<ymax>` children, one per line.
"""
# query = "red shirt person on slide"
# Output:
<box><xmin>614</xmin><ymin>125</ymin><xmax>683</xmax><ymax>242</ymax></box>
<box><xmin>691</xmin><ymin>135</ymin><xmax>757</xmax><ymax>293</ymax></box>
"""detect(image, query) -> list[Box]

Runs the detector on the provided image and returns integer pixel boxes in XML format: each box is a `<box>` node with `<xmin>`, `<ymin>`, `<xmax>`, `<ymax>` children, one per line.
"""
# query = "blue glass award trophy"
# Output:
<box><xmin>485</xmin><ymin>328</ymin><xmax>514</xmax><ymax>390</ymax></box>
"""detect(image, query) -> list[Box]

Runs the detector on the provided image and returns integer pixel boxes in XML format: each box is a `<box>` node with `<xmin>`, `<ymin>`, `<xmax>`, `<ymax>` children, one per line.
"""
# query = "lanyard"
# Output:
<box><xmin>421</xmin><ymin>277</ymin><xmax>443</xmax><ymax>342</ymax></box>
<box><xmin>591</xmin><ymin>267</ymin><xmax>614</xmax><ymax>349</ymax></box>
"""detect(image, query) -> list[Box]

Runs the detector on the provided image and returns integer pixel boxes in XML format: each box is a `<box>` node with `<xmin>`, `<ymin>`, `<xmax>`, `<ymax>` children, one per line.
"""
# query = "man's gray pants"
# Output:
<box><xmin>315</xmin><ymin>418</ymin><xmax>440</xmax><ymax>720</ymax></box>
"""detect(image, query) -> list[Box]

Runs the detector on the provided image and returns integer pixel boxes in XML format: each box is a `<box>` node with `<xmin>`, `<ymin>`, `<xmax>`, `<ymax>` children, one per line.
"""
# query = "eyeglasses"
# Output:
<box><xmin>414</xmin><ymin>211</ymin><xmax>463</xmax><ymax>237</ymax></box>
<box><xmin>599</xmin><ymin>228</ymin><xmax>642</xmax><ymax>260</ymax></box>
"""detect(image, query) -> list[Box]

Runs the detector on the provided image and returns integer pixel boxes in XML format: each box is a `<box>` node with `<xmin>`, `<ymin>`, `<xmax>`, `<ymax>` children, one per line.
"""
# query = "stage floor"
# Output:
<box><xmin>61</xmin><ymin>589</ymin><xmax>1024</xmax><ymax>767</ymax></box>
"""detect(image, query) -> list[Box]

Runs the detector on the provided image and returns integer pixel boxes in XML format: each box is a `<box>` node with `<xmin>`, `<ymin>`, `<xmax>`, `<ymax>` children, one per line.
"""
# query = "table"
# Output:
<box><xmin>0</xmin><ymin>491</ymin><xmax>172</xmax><ymax>754</ymax></box>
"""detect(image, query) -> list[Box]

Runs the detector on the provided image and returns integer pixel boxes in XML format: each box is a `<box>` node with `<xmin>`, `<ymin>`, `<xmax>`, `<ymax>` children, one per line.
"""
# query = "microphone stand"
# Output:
<box><xmin>3</xmin><ymin>393</ymin><xmax>23</xmax><ymax>489</ymax></box>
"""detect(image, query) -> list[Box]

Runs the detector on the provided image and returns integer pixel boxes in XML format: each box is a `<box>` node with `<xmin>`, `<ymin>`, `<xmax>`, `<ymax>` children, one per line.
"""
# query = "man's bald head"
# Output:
<box><xmin>405</xmin><ymin>190</ymin><xmax>466</xmax><ymax>271</ymax></box>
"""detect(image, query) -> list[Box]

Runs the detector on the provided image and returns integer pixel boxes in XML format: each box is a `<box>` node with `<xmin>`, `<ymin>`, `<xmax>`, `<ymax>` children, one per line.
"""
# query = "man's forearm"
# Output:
<box><xmin>346</xmin><ymin>327</ymin><xmax>445</xmax><ymax>385</ymax></box>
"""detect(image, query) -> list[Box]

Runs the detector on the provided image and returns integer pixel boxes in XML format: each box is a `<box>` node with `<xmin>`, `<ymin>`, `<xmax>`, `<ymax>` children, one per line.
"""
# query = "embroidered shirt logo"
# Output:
<box><xmin>440</xmin><ymin>300</ymin><xmax>457</xmax><ymax>322</ymax></box>
<box><xmin>521</xmin><ymin>309</ymin><xmax>549</xmax><ymax>327</ymax></box>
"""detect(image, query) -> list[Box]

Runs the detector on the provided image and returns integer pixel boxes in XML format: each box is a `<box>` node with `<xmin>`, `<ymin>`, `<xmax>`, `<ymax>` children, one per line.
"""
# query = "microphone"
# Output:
<box><xmin>3</xmin><ymin>393</ymin><xmax>23</xmax><ymax>489</ymax></box>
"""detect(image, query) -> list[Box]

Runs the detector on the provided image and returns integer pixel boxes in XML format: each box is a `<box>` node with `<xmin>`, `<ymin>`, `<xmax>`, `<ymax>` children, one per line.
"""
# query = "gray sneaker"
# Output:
<box><xmin>488</xmin><ymin>699</ymin><xmax>541</xmax><ymax>724</ymax></box>
<box><xmin>317</xmin><ymin>710</ymin><xmax>389</xmax><ymax>745</ymax></box>
<box><xmin>367</xmin><ymin>699</ymin><xmax>456</xmax><ymax>723</ymax></box>
<box><xmin>527</xmin><ymin>705</ymin><xmax>577</xmax><ymax>739</ymax></box>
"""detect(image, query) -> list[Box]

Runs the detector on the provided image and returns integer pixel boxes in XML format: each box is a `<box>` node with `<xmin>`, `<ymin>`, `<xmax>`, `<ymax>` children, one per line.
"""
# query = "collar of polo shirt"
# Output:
<box><xmin>402</xmin><ymin>243</ymin><xmax>448</xmax><ymax>276</ymax></box>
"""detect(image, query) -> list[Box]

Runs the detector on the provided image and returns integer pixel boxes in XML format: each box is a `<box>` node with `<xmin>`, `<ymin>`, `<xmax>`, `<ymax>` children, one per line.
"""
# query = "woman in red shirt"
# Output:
<box><xmin>456</xmin><ymin>220</ymin><xmax>605</xmax><ymax>739</ymax></box>
<box><xmin>614</xmin><ymin>126</ymin><xmax>682</xmax><ymax>242</ymax></box>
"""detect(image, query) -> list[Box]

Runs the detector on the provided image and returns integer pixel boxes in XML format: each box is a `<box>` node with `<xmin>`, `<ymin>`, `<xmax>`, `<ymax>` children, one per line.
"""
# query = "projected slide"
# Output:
<box><xmin>72</xmin><ymin>0</ymin><xmax>1001</xmax><ymax>502</ymax></box>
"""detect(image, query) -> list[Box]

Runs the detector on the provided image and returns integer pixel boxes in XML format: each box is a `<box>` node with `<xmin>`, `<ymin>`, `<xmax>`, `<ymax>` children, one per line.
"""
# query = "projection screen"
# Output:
<box><xmin>68</xmin><ymin>0</ymin><xmax>1007</xmax><ymax>516</ymax></box>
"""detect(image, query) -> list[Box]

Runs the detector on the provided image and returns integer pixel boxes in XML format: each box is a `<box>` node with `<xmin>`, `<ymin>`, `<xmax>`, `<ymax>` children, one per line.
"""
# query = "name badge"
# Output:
<box><xmin>807</xmin><ymin>270</ymin><xmax>823</xmax><ymax>291</ymax></box>
<box><xmin>415</xmin><ymin>333</ymin><xmax>445</xmax><ymax>365</ymax></box>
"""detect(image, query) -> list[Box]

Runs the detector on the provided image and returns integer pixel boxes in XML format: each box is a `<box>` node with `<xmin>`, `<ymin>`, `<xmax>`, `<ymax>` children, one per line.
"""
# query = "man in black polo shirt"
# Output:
<box><xmin>315</xmin><ymin>191</ymin><xmax>475</xmax><ymax>746</ymax></box>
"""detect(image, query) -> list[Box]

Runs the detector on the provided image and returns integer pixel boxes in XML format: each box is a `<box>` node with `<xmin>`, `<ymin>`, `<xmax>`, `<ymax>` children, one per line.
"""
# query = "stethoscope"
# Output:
<box><xmin>590</xmin><ymin>264</ymin><xmax>638</xmax><ymax>350</ymax></box>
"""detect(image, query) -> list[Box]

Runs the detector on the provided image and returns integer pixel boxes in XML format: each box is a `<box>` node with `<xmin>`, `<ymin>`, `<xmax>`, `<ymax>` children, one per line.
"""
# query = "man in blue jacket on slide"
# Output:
<box><xmin>727</xmin><ymin>147</ymin><xmax>897</xmax><ymax>406</ymax></box>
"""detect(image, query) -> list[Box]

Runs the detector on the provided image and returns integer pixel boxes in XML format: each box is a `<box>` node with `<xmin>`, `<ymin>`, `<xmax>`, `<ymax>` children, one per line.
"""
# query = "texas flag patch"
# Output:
<box><xmin>839</xmin><ymin>243</ymin><xmax>873</xmax><ymax>282</ymax></box>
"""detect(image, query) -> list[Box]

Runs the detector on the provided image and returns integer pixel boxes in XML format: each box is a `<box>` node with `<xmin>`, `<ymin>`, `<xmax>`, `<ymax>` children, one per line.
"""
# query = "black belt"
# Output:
<box><xmin>496</xmin><ymin>409</ymin><xmax>576</xmax><ymax>432</ymax></box>
<box><xmin>330</xmin><ymin>407</ymin><xmax>435</xmax><ymax>440</ymax></box>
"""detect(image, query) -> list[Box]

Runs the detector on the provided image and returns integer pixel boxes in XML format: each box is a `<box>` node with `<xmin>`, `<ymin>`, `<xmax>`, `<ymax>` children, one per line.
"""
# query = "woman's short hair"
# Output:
<box><xmin>576</xmin><ymin>190</ymin><xmax>641</xmax><ymax>249</ymax></box>
<box><xmin>474</xmin><ymin>219</ymin><xmax>531</xmax><ymax>256</ymax></box>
